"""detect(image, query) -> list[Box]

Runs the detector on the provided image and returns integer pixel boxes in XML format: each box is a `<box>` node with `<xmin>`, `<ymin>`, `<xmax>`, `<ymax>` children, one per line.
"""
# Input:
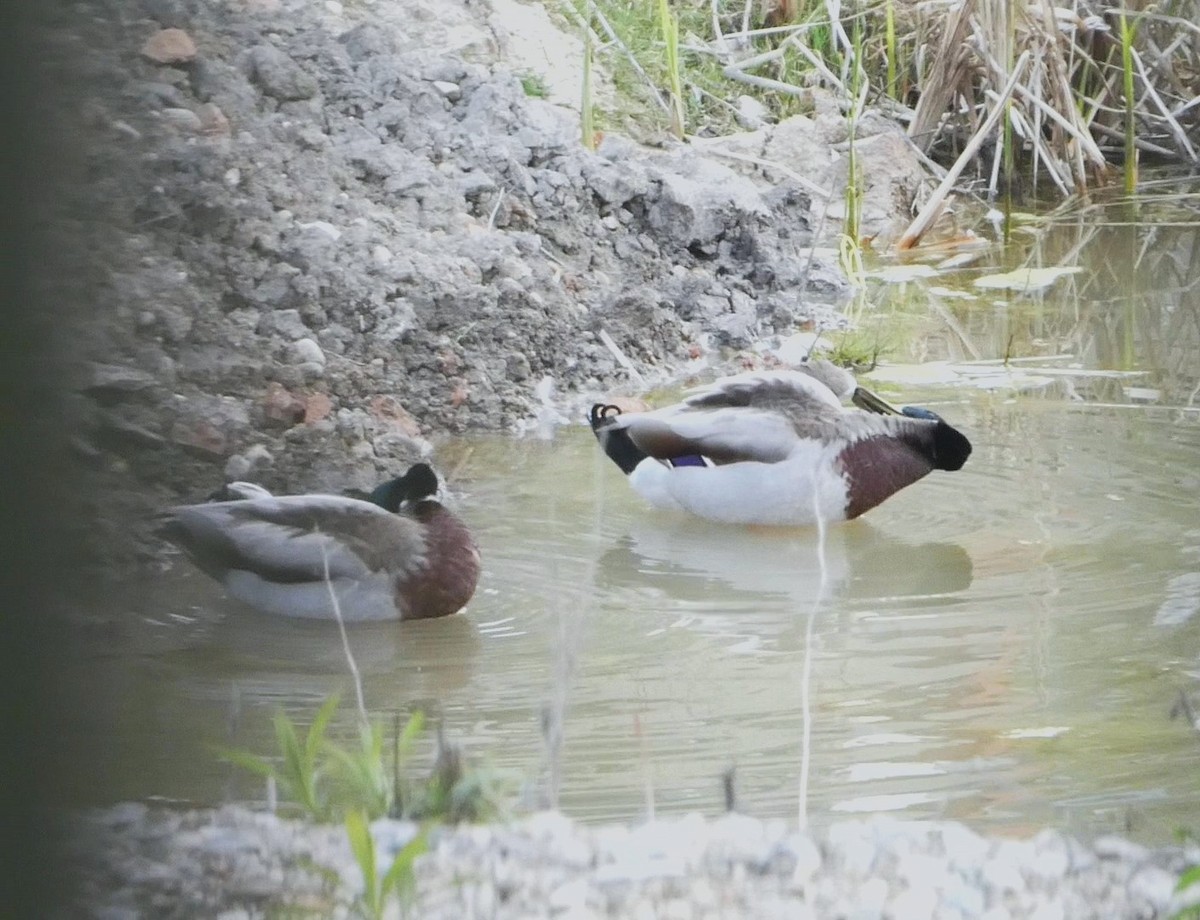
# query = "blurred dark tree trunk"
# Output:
<box><xmin>1</xmin><ymin>0</ymin><xmax>94</xmax><ymax>913</ymax></box>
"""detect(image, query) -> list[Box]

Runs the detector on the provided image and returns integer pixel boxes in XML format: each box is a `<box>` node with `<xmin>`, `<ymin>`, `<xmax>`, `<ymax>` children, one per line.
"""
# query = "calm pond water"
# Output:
<box><xmin>71</xmin><ymin>182</ymin><xmax>1200</xmax><ymax>843</ymax></box>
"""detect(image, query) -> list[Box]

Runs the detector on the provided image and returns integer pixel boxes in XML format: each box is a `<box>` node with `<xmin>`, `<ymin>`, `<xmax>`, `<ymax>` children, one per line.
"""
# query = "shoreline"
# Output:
<box><xmin>72</xmin><ymin>802</ymin><xmax>1195</xmax><ymax>918</ymax></box>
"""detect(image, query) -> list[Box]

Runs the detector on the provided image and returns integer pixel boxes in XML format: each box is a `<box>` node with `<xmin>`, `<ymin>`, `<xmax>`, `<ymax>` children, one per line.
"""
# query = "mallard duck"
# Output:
<box><xmin>160</xmin><ymin>463</ymin><xmax>481</xmax><ymax>621</ymax></box>
<box><xmin>589</xmin><ymin>360</ymin><xmax>972</xmax><ymax>526</ymax></box>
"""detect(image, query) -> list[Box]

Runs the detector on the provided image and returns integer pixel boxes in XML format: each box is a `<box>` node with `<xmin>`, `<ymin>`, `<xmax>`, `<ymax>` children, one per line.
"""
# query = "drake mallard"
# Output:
<box><xmin>589</xmin><ymin>360</ymin><xmax>972</xmax><ymax>526</ymax></box>
<box><xmin>160</xmin><ymin>463</ymin><xmax>481</xmax><ymax>621</ymax></box>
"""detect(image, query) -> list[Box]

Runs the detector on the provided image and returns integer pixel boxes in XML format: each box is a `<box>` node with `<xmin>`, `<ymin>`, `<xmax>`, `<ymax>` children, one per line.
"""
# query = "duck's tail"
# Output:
<box><xmin>589</xmin><ymin>404</ymin><xmax>648</xmax><ymax>475</ymax></box>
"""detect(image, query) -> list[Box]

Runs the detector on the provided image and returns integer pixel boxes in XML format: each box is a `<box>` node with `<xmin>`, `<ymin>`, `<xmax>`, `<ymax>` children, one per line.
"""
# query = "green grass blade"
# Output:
<box><xmin>396</xmin><ymin>711</ymin><xmax>425</xmax><ymax>761</ymax></box>
<box><xmin>1177</xmin><ymin>864</ymin><xmax>1200</xmax><ymax>892</ymax></box>
<box><xmin>306</xmin><ymin>694</ymin><xmax>342</xmax><ymax>763</ymax></box>
<box><xmin>274</xmin><ymin>709</ymin><xmax>328</xmax><ymax>818</ymax></box>
<box><xmin>326</xmin><ymin>725</ymin><xmax>392</xmax><ymax>819</ymax></box>
<box><xmin>215</xmin><ymin>747</ymin><xmax>277</xmax><ymax>780</ymax></box>
<box><xmin>273</xmin><ymin>711</ymin><xmax>314</xmax><ymax>811</ymax></box>
<box><xmin>657</xmin><ymin>0</ymin><xmax>685</xmax><ymax>139</ymax></box>
<box><xmin>582</xmin><ymin>23</ymin><xmax>595</xmax><ymax>150</ymax></box>
<box><xmin>273</xmin><ymin>710</ymin><xmax>301</xmax><ymax>764</ymax></box>
<box><xmin>1119</xmin><ymin>11</ymin><xmax>1138</xmax><ymax>195</ymax></box>
<box><xmin>380</xmin><ymin>826</ymin><xmax>430</xmax><ymax>906</ymax></box>
<box><xmin>345</xmin><ymin>809</ymin><xmax>381</xmax><ymax>919</ymax></box>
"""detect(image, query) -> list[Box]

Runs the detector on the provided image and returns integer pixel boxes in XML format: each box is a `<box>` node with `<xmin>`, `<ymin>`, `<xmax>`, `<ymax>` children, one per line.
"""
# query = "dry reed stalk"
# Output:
<box><xmin>897</xmin><ymin>49</ymin><xmax>1031</xmax><ymax>250</ymax></box>
<box><xmin>566</xmin><ymin>0</ymin><xmax>672</xmax><ymax>116</ymax></box>
<box><xmin>723</xmin><ymin>25</ymin><xmax>849</xmax><ymax>99</ymax></box>
<box><xmin>907</xmin><ymin>0</ymin><xmax>978</xmax><ymax>152</ymax></box>
<box><xmin>899</xmin><ymin>0</ymin><xmax>1198</xmax><ymax>190</ymax></box>
<box><xmin>1129</xmin><ymin>45</ymin><xmax>1198</xmax><ymax>161</ymax></box>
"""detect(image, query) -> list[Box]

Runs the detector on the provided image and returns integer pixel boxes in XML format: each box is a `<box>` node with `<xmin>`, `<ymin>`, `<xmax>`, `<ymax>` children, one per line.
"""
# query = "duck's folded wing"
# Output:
<box><xmin>683</xmin><ymin>369</ymin><xmax>845</xmax><ymax>411</ymax></box>
<box><xmin>616</xmin><ymin>407</ymin><xmax>803</xmax><ymax>464</ymax></box>
<box><xmin>221</xmin><ymin>481</ymin><xmax>275</xmax><ymax>500</ymax></box>
<box><xmin>161</xmin><ymin>495</ymin><xmax>424</xmax><ymax>583</ymax></box>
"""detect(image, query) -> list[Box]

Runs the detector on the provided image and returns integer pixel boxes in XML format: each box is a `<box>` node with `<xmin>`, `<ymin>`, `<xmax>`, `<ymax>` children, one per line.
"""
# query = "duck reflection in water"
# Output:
<box><xmin>597</xmin><ymin>517</ymin><xmax>972</xmax><ymax>611</ymax></box>
<box><xmin>165</xmin><ymin>582</ymin><xmax>484</xmax><ymax>702</ymax></box>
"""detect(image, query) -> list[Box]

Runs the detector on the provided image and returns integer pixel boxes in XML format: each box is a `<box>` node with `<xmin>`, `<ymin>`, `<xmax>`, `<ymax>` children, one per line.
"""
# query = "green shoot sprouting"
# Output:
<box><xmin>220</xmin><ymin>695</ymin><xmax>341</xmax><ymax>821</ymax></box>
<box><xmin>345</xmin><ymin>811</ymin><xmax>430</xmax><ymax>920</ymax></box>
<box><xmin>582</xmin><ymin>23</ymin><xmax>596</xmax><ymax>150</ymax></box>
<box><xmin>657</xmin><ymin>0</ymin><xmax>685</xmax><ymax>139</ymax></box>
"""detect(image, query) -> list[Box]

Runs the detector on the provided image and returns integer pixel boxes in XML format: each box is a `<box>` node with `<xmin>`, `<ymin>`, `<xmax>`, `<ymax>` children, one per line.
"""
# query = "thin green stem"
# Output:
<box><xmin>1119</xmin><ymin>10</ymin><xmax>1138</xmax><ymax>195</ymax></box>
<box><xmin>884</xmin><ymin>0</ymin><xmax>896</xmax><ymax>100</ymax></box>
<box><xmin>582</xmin><ymin>24</ymin><xmax>596</xmax><ymax>150</ymax></box>
<box><xmin>657</xmin><ymin>0</ymin><xmax>685</xmax><ymax>139</ymax></box>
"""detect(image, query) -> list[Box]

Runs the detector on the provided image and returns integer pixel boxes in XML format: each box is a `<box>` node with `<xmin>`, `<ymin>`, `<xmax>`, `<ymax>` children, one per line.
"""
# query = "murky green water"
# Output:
<box><xmin>71</xmin><ymin>182</ymin><xmax>1200</xmax><ymax>842</ymax></box>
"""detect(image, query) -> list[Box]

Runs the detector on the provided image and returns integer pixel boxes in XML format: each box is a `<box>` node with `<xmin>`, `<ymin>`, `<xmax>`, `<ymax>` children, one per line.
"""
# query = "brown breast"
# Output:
<box><xmin>838</xmin><ymin>435</ymin><xmax>935</xmax><ymax>519</ymax></box>
<box><xmin>395</xmin><ymin>503</ymin><xmax>481</xmax><ymax>620</ymax></box>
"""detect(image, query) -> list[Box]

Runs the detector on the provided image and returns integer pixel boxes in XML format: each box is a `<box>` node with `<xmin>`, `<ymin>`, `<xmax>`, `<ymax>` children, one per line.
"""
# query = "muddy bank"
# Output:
<box><xmin>71</xmin><ymin>804</ymin><xmax>1196</xmax><ymax>919</ymax></box>
<box><xmin>46</xmin><ymin>0</ymin><xmax>935</xmax><ymax>564</ymax></box>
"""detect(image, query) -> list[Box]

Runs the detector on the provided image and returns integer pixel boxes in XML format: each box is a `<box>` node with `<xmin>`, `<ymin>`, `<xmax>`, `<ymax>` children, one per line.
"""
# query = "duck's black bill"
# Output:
<box><xmin>589</xmin><ymin>403</ymin><xmax>647</xmax><ymax>475</ymax></box>
<box><xmin>851</xmin><ymin>386</ymin><xmax>902</xmax><ymax>415</ymax></box>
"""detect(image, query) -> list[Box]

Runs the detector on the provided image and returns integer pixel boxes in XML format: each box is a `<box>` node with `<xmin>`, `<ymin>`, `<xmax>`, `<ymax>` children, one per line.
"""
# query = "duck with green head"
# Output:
<box><xmin>589</xmin><ymin>360</ymin><xmax>972</xmax><ymax>526</ymax></box>
<box><xmin>160</xmin><ymin>463</ymin><xmax>481</xmax><ymax>621</ymax></box>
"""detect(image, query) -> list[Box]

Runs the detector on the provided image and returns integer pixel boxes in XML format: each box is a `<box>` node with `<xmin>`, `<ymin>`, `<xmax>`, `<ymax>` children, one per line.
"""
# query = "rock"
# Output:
<box><xmin>506</xmin><ymin>352</ymin><xmax>531</xmax><ymax>381</ymax></box>
<box><xmin>83</xmin><ymin>363</ymin><xmax>161</xmax><ymax>398</ymax></box>
<box><xmin>1094</xmin><ymin>835</ymin><xmax>1149</xmax><ymax>863</ymax></box>
<box><xmin>827</xmin><ymin>821</ymin><xmax>877</xmax><ymax>876</ymax></box>
<box><xmin>297</xmin><ymin>220</ymin><xmax>341</xmax><ymax>242</ymax></box>
<box><xmin>1026</xmin><ymin>830</ymin><xmax>1071</xmax><ymax>885</ymax></box>
<box><xmin>736</xmin><ymin>94</ymin><xmax>770</xmax><ymax>129</ymax></box>
<box><xmin>1028</xmin><ymin>900</ymin><xmax>1065</xmax><ymax>920</ymax></box>
<box><xmin>782</xmin><ymin>835</ymin><xmax>822</xmax><ymax>889</ymax></box>
<box><xmin>941</xmin><ymin>823</ymin><xmax>991</xmax><ymax>874</ymax></box>
<box><xmin>888</xmin><ymin>884</ymin><xmax>936</xmax><ymax>920</ymax></box>
<box><xmin>303</xmin><ymin>392</ymin><xmax>333</xmax><ymax>424</ymax></box>
<box><xmin>1128</xmin><ymin>865</ymin><xmax>1177</xmax><ymax>908</ymax></box>
<box><xmin>189</xmin><ymin>57</ymin><xmax>259</xmax><ymax>117</ymax></box>
<box><xmin>197</xmin><ymin>103</ymin><xmax>231</xmax><ymax>136</ymax></box>
<box><xmin>170</xmin><ymin>418</ymin><xmax>229</xmax><ymax>456</ymax></box>
<box><xmin>290</xmin><ymin>338</ymin><xmax>326</xmax><ymax>367</ymax></box>
<box><xmin>982</xmin><ymin>851</ymin><xmax>1026</xmax><ymax>896</ymax></box>
<box><xmin>137</xmin><ymin>81</ymin><xmax>187</xmax><ymax>108</ymax></box>
<box><xmin>96</xmin><ymin>409</ymin><xmax>167</xmax><ymax>451</ymax></box>
<box><xmin>549</xmin><ymin>877</ymin><xmax>589</xmax><ymax>913</ymax></box>
<box><xmin>93</xmin><ymin>801</ymin><xmax>149</xmax><ymax>827</ymax></box>
<box><xmin>262</xmin><ymin>383</ymin><xmax>307</xmax><ymax>426</ymax></box>
<box><xmin>69</xmin><ymin>806</ymin><xmax>1193</xmax><ymax>920</ymax></box>
<box><xmin>244</xmin><ymin>44</ymin><xmax>318</xmax><ymax>101</ymax></box>
<box><xmin>852</xmin><ymin>877</ymin><xmax>888</xmax><ymax>920</ymax></box>
<box><xmin>141</xmin><ymin>28</ymin><xmax>197</xmax><ymax>65</ymax></box>
<box><xmin>432</xmin><ymin>80</ymin><xmax>462</xmax><ymax>101</ymax></box>
<box><xmin>259</xmin><ymin>309</ymin><xmax>310</xmax><ymax>341</ymax></box>
<box><xmin>368</xmin><ymin>395</ymin><xmax>422</xmax><ymax>437</ymax></box>
<box><xmin>160</xmin><ymin>107</ymin><xmax>202</xmax><ymax>132</ymax></box>
<box><xmin>142</xmin><ymin>0</ymin><xmax>190</xmax><ymax>28</ymax></box>
<box><xmin>338</xmin><ymin>22</ymin><xmax>397</xmax><ymax>61</ymax></box>
<box><xmin>223</xmin><ymin>444</ymin><xmax>273</xmax><ymax>480</ymax></box>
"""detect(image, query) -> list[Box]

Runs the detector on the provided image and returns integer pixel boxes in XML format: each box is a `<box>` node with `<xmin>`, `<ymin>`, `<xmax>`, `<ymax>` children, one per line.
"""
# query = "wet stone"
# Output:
<box><xmin>141</xmin><ymin>28</ymin><xmax>197</xmax><ymax>64</ymax></box>
<box><xmin>289</xmin><ymin>338</ymin><xmax>326</xmax><ymax>367</ymax></box>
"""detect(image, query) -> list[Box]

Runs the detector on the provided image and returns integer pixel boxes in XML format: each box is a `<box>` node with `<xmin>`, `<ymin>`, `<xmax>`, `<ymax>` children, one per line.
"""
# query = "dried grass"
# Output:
<box><xmin>572</xmin><ymin>0</ymin><xmax>1200</xmax><ymax>218</ymax></box>
<box><xmin>902</xmin><ymin>0</ymin><xmax>1199</xmax><ymax>192</ymax></box>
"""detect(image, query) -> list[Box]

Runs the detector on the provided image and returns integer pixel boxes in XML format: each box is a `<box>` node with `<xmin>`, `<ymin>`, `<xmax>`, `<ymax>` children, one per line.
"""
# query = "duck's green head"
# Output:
<box><xmin>369</xmin><ymin>463</ymin><xmax>440</xmax><ymax>512</ymax></box>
